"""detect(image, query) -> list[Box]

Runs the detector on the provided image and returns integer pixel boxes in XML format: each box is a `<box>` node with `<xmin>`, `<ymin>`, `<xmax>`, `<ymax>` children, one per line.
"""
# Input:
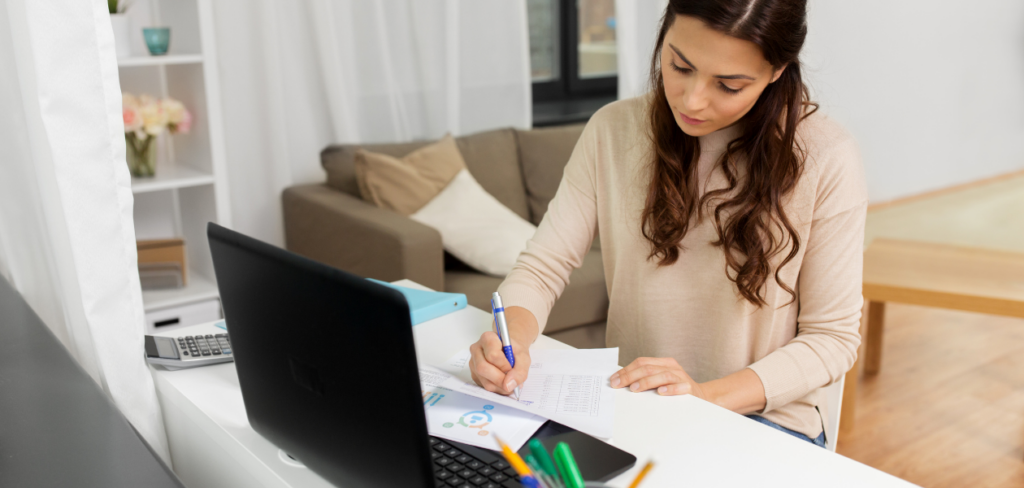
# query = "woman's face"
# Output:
<box><xmin>661</xmin><ymin>15</ymin><xmax>784</xmax><ymax>137</ymax></box>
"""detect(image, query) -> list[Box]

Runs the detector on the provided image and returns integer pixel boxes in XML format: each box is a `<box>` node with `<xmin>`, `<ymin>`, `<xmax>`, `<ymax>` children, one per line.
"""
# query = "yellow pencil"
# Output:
<box><xmin>493</xmin><ymin>435</ymin><xmax>533</xmax><ymax>477</ymax></box>
<box><xmin>627</xmin><ymin>460</ymin><xmax>654</xmax><ymax>488</ymax></box>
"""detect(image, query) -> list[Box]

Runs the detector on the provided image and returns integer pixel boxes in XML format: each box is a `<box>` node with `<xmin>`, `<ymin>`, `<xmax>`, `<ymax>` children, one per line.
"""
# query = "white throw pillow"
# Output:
<box><xmin>410</xmin><ymin>169</ymin><xmax>536</xmax><ymax>277</ymax></box>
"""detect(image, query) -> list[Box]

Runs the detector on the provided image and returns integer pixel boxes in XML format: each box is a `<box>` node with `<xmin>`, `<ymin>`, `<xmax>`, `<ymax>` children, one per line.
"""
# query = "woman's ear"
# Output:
<box><xmin>770</xmin><ymin>63</ymin><xmax>789</xmax><ymax>84</ymax></box>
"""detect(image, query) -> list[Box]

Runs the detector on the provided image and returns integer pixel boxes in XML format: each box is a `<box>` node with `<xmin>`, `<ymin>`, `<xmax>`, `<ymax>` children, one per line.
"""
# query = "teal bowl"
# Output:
<box><xmin>143</xmin><ymin>27</ymin><xmax>170</xmax><ymax>56</ymax></box>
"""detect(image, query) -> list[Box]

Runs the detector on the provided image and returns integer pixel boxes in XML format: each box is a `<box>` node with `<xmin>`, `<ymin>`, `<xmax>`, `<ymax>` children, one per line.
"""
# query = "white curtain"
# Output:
<box><xmin>210</xmin><ymin>0</ymin><xmax>532</xmax><ymax>247</ymax></box>
<box><xmin>0</xmin><ymin>0</ymin><xmax>169</xmax><ymax>462</ymax></box>
<box><xmin>615</xmin><ymin>0</ymin><xmax>668</xmax><ymax>99</ymax></box>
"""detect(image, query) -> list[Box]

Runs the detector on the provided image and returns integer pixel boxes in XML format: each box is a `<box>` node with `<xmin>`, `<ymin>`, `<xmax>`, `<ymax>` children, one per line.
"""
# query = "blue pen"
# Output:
<box><xmin>491</xmin><ymin>292</ymin><xmax>522</xmax><ymax>400</ymax></box>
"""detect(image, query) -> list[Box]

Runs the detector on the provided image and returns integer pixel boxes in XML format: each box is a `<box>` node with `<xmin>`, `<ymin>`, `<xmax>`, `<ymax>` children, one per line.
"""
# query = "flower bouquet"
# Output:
<box><xmin>122</xmin><ymin>93</ymin><xmax>191</xmax><ymax>177</ymax></box>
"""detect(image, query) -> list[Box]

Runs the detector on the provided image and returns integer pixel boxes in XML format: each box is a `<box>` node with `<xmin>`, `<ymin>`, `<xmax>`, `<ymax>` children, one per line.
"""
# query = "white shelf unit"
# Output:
<box><xmin>131</xmin><ymin>164</ymin><xmax>215</xmax><ymax>194</ymax></box>
<box><xmin>118</xmin><ymin>54</ymin><xmax>203</xmax><ymax>67</ymax></box>
<box><xmin>117</xmin><ymin>0</ymin><xmax>230</xmax><ymax>332</ymax></box>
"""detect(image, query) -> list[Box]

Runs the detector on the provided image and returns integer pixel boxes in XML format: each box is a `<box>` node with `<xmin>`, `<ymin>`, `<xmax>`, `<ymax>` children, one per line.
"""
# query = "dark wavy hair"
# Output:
<box><xmin>641</xmin><ymin>0</ymin><xmax>817</xmax><ymax>306</ymax></box>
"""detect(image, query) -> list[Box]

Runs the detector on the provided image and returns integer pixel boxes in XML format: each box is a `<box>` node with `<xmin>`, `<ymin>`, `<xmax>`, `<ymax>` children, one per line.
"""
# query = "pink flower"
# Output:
<box><xmin>123</xmin><ymin>107</ymin><xmax>139</xmax><ymax>132</ymax></box>
<box><xmin>175</xmin><ymin>109</ymin><xmax>192</xmax><ymax>134</ymax></box>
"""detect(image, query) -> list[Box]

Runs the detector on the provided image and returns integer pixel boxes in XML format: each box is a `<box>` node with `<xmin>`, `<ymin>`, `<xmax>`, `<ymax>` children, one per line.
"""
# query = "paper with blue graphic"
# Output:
<box><xmin>419</xmin><ymin>366</ymin><xmax>545</xmax><ymax>451</ymax></box>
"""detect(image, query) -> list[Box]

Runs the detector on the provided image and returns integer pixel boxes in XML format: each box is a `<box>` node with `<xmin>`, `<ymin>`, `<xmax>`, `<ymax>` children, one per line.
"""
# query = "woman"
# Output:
<box><xmin>469</xmin><ymin>0</ymin><xmax>866</xmax><ymax>448</ymax></box>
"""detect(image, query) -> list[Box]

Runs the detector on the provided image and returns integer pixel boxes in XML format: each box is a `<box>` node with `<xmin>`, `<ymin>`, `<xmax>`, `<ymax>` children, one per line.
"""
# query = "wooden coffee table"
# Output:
<box><xmin>840</xmin><ymin>239</ymin><xmax>1024</xmax><ymax>433</ymax></box>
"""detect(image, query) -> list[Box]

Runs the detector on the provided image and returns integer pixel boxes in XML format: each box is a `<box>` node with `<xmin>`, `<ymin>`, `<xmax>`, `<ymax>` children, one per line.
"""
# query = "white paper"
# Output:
<box><xmin>419</xmin><ymin>366</ymin><xmax>546</xmax><ymax>451</ymax></box>
<box><xmin>436</xmin><ymin>348</ymin><xmax>620</xmax><ymax>439</ymax></box>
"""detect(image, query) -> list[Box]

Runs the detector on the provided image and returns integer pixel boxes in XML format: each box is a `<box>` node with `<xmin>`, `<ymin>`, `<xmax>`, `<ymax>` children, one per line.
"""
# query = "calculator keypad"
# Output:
<box><xmin>176</xmin><ymin>333</ymin><xmax>230</xmax><ymax>360</ymax></box>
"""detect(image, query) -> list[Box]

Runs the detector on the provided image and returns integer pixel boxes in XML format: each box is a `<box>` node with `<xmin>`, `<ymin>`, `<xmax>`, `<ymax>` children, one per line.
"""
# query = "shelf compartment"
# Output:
<box><xmin>118</xmin><ymin>54</ymin><xmax>203</xmax><ymax>68</ymax></box>
<box><xmin>142</xmin><ymin>272</ymin><xmax>219</xmax><ymax>312</ymax></box>
<box><xmin>131</xmin><ymin>164</ymin><xmax>215</xmax><ymax>194</ymax></box>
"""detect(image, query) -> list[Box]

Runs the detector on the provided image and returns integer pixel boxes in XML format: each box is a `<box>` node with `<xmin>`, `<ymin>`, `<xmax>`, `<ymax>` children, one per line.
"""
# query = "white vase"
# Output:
<box><xmin>110</xmin><ymin>14</ymin><xmax>131</xmax><ymax>58</ymax></box>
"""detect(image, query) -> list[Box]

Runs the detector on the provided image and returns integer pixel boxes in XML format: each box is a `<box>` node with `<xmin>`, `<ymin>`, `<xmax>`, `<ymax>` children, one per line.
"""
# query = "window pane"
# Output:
<box><xmin>578</xmin><ymin>0</ymin><xmax>617</xmax><ymax>79</ymax></box>
<box><xmin>527</xmin><ymin>0</ymin><xmax>560</xmax><ymax>83</ymax></box>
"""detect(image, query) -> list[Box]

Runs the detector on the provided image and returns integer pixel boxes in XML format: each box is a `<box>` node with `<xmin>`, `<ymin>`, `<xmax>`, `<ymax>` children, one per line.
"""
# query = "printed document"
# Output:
<box><xmin>419</xmin><ymin>367</ymin><xmax>546</xmax><ymax>451</ymax></box>
<box><xmin>436</xmin><ymin>348</ymin><xmax>620</xmax><ymax>439</ymax></box>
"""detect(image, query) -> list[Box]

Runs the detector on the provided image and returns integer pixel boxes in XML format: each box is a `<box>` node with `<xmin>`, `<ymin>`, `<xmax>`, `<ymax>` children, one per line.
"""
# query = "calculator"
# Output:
<box><xmin>144</xmin><ymin>333</ymin><xmax>234</xmax><ymax>369</ymax></box>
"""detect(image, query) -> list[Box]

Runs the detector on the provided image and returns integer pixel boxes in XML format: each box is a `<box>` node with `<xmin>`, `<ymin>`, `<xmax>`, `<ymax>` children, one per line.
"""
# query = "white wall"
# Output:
<box><xmin>802</xmin><ymin>0</ymin><xmax>1024</xmax><ymax>202</ymax></box>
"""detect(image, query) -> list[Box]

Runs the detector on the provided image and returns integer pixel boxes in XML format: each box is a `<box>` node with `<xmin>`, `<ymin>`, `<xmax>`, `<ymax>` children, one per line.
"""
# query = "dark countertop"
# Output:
<box><xmin>0</xmin><ymin>275</ymin><xmax>184</xmax><ymax>488</ymax></box>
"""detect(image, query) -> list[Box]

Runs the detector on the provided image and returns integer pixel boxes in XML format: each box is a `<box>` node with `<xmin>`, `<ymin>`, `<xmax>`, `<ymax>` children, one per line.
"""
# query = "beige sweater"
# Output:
<box><xmin>498</xmin><ymin>96</ymin><xmax>867</xmax><ymax>438</ymax></box>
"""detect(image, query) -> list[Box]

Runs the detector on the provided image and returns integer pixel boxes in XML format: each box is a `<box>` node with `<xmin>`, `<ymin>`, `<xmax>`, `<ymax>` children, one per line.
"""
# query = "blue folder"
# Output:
<box><xmin>367</xmin><ymin>279</ymin><xmax>467</xmax><ymax>325</ymax></box>
<box><xmin>213</xmin><ymin>281</ymin><xmax>466</xmax><ymax>329</ymax></box>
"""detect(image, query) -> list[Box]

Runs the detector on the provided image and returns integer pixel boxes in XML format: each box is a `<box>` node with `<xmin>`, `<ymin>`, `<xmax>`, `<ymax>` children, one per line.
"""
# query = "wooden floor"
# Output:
<box><xmin>837</xmin><ymin>303</ymin><xmax>1024</xmax><ymax>487</ymax></box>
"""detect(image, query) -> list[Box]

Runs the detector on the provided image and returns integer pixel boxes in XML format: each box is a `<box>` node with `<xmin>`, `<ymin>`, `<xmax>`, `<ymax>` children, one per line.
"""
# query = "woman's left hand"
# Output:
<box><xmin>610</xmin><ymin>357</ymin><xmax>707</xmax><ymax>398</ymax></box>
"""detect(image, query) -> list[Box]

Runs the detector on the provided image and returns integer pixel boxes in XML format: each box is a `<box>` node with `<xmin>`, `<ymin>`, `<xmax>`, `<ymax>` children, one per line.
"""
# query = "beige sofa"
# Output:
<box><xmin>282</xmin><ymin>125</ymin><xmax>608</xmax><ymax>349</ymax></box>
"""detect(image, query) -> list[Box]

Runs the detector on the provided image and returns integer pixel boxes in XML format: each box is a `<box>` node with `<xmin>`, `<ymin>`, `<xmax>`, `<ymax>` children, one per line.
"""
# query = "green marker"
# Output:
<box><xmin>524</xmin><ymin>454</ymin><xmax>559</xmax><ymax>488</ymax></box>
<box><xmin>553</xmin><ymin>442</ymin><xmax>584</xmax><ymax>488</ymax></box>
<box><xmin>528</xmin><ymin>439</ymin><xmax>560</xmax><ymax>481</ymax></box>
<box><xmin>525</xmin><ymin>453</ymin><xmax>539</xmax><ymax>471</ymax></box>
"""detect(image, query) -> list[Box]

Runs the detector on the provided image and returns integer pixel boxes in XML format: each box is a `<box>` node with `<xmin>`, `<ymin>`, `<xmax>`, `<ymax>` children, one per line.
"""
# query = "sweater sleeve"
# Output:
<box><xmin>497</xmin><ymin>123</ymin><xmax>600</xmax><ymax>333</ymax></box>
<box><xmin>747</xmin><ymin>135</ymin><xmax>868</xmax><ymax>413</ymax></box>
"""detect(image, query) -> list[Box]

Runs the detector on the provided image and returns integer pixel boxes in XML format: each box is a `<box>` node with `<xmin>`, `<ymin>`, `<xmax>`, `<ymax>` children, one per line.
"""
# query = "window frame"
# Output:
<box><xmin>532</xmin><ymin>0</ymin><xmax>617</xmax><ymax>104</ymax></box>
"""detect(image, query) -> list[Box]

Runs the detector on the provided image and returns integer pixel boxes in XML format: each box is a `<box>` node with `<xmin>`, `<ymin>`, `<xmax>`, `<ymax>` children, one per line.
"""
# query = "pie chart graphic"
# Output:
<box><xmin>455</xmin><ymin>405</ymin><xmax>494</xmax><ymax>436</ymax></box>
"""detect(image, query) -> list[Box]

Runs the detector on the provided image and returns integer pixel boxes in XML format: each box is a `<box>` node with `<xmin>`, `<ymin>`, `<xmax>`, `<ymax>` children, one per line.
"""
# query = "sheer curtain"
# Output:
<box><xmin>615</xmin><ymin>0</ymin><xmax>667</xmax><ymax>99</ymax></box>
<box><xmin>210</xmin><ymin>0</ymin><xmax>532</xmax><ymax>246</ymax></box>
<box><xmin>0</xmin><ymin>0</ymin><xmax>169</xmax><ymax>461</ymax></box>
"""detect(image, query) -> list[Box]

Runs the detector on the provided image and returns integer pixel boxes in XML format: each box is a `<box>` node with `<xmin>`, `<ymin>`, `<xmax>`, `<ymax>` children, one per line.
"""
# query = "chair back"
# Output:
<box><xmin>822</xmin><ymin>376</ymin><xmax>845</xmax><ymax>452</ymax></box>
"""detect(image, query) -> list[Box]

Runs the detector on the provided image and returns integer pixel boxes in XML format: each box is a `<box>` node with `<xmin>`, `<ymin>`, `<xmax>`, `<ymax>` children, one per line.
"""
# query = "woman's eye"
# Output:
<box><xmin>671</xmin><ymin>63</ymin><xmax>691</xmax><ymax>74</ymax></box>
<box><xmin>719</xmin><ymin>83</ymin><xmax>741</xmax><ymax>94</ymax></box>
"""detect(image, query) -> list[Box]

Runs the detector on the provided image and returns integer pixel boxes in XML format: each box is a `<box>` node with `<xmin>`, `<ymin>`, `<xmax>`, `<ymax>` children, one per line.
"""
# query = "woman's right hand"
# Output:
<box><xmin>468</xmin><ymin>306</ymin><xmax>538</xmax><ymax>396</ymax></box>
<box><xmin>469</xmin><ymin>331</ymin><xmax>531</xmax><ymax>395</ymax></box>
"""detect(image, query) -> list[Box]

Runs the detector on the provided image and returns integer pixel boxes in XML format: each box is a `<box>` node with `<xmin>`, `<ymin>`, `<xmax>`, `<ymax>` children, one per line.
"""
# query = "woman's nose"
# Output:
<box><xmin>681</xmin><ymin>80</ymin><xmax>710</xmax><ymax>113</ymax></box>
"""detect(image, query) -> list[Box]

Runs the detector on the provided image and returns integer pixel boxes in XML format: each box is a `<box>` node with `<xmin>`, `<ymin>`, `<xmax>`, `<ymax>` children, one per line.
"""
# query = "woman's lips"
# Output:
<box><xmin>679</xmin><ymin>112</ymin><xmax>706</xmax><ymax>125</ymax></box>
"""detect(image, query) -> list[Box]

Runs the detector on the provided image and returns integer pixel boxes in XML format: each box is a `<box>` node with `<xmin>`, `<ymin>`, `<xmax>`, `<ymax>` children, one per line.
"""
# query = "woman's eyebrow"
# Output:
<box><xmin>669</xmin><ymin>43</ymin><xmax>757</xmax><ymax>81</ymax></box>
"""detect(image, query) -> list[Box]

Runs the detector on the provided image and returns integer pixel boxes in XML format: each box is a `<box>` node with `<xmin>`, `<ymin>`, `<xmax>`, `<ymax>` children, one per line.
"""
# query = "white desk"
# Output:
<box><xmin>152</xmin><ymin>280</ymin><xmax>916</xmax><ymax>488</ymax></box>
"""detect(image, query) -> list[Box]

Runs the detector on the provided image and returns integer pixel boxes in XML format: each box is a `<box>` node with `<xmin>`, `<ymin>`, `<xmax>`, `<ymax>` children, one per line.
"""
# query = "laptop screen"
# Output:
<box><xmin>208</xmin><ymin>223</ymin><xmax>434</xmax><ymax>488</ymax></box>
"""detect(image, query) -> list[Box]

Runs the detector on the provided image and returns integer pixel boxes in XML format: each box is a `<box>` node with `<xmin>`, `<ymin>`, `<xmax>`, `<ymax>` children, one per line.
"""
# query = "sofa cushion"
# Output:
<box><xmin>353</xmin><ymin>135</ymin><xmax>466</xmax><ymax>216</ymax></box>
<box><xmin>322</xmin><ymin>128</ymin><xmax>531</xmax><ymax>222</ymax></box>
<box><xmin>444</xmin><ymin>248</ymin><xmax>607</xmax><ymax>334</ymax></box>
<box><xmin>323</xmin><ymin>141</ymin><xmax>428</xmax><ymax>198</ymax></box>
<box><xmin>515</xmin><ymin>124</ymin><xmax>585</xmax><ymax>225</ymax></box>
<box><xmin>411</xmin><ymin>169</ymin><xmax>536</xmax><ymax>277</ymax></box>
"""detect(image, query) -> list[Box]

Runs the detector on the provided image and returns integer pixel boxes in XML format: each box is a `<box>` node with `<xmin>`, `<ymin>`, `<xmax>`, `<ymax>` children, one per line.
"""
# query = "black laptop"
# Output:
<box><xmin>207</xmin><ymin>223</ymin><xmax>635</xmax><ymax>488</ymax></box>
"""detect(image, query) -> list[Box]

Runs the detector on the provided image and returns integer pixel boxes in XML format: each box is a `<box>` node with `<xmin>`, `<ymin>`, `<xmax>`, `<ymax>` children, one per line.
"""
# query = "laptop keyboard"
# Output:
<box><xmin>430</xmin><ymin>437</ymin><xmax>524</xmax><ymax>488</ymax></box>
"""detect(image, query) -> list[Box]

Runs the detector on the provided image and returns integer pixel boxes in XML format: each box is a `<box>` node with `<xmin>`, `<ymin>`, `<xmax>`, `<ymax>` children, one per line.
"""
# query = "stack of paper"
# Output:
<box><xmin>431</xmin><ymin>348</ymin><xmax>620</xmax><ymax>440</ymax></box>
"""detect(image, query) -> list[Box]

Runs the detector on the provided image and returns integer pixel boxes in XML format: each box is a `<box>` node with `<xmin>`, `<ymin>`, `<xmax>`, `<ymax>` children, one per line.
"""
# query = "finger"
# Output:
<box><xmin>656</xmin><ymin>381</ymin><xmax>694</xmax><ymax>396</ymax></box>
<box><xmin>479</xmin><ymin>330</ymin><xmax>502</xmax><ymax>351</ymax></box>
<box><xmin>613</xmin><ymin>364</ymin><xmax>664</xmax><ymax>389</ymax></box>
<box><xmin>470</xmin><ymin>341</ymin><xmax>508</xmax><ymax>389</ymax></box>
<box><xmin>609</xmin><ymin>359</ymin><xmax>644</xmax><ymax>388</ymax></box>
<box><xmin>472</xmin><ymin>354</ymin><xmax>509</xmax><ymax>391</ymax></box>
<box><xmin>611</xmin><ymin>358</ymin><xmax>676</xmax><ymax>388</ymax></box>
<box><xmin>480</xmin><ymin>332</ymin><xmax>513</xmax><ymax>373</ymax></box>
<box><xmin>632</xmin><ymin>370</ymin><xmax>680</xmax><ymax>393</ymax></box>
<box><xmin>472</xmin><ymin>368</ymin><xmax>505</xmax><ymax>393</ymax></box>
<box><xmin>503</xmin><ymin>347</ymin><xmax>531</xmax><ymax>395</ymax></box>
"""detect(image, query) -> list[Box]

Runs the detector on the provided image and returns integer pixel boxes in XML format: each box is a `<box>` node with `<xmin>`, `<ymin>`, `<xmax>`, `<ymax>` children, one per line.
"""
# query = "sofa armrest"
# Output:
<box><xmin>282</xmin><ymin>184</ymin><xmax>444</xmax><ymax>291</ymax></box>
